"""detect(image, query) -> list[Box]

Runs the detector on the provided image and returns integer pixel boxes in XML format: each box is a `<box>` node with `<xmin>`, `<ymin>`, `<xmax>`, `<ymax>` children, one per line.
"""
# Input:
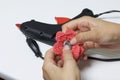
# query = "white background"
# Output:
<box><xmin>0</xmin><ymin>0</ymin><xmax>120</xmax><ymax>80</ymax></box>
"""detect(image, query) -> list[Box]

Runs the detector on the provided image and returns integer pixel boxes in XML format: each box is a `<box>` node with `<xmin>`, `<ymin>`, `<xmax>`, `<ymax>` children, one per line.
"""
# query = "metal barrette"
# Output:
<box><xmin>63</xmin><ymin>40</ymin><xmax>72</xmax><ymax>48</ymax></box>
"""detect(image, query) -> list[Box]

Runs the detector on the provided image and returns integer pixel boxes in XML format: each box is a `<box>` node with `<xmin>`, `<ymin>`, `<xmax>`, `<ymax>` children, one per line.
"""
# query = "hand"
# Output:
<box><xmin>62</xmin><ymin>16</ymin><xmax>120</xmax><ymax>49</ymax></box>
<box><xmin>42</xmin><ymin>45</ymin><xmax>80</xmax><ymax>80</ymax></box>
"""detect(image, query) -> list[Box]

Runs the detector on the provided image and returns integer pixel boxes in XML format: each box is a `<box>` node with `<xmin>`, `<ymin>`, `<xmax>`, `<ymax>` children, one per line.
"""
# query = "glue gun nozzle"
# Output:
<box><xmin>16</xmin><ymin>24</ymin><xmax>21</xmax><ymax>28</ymax></box>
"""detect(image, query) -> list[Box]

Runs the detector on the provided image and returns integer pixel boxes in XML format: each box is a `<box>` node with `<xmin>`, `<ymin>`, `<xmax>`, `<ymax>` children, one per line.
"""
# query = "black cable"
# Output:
<box><xmin>88</xmin><ymin>56</ymin><xmax>120</xmax><ymax>62</ymax></box>
<box><xmin>40</xmin><ymin>56</ymin><xmax>44</xmax><ymax>60</ymax></box>
<box><xmin>94</xmin><ymin>10</ymin><xmax>120</xmax><ymax>17</ymax></box>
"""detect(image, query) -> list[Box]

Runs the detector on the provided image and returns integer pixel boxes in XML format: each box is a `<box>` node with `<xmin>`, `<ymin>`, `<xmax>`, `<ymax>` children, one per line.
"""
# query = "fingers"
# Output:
<box><xmin>43</xmin><ymin>49</ymin><xmax>58</xmax><ymax>73</ymax></box>
<box><xmin>83</xmin><ymin>41</ymin><xmax>100</xmax><ymax>49</ymax></box>
<box><xmin>62</xmin><ymin>18</ymin><xmax>79</xmax><ymax>32</ymax></box>
<box><xmin>62</xmin><ymin>16</ymin><xmax>99</xmax><ymax>45</ymax></box>
<box><xmin>62</xmin><ymin>16</ymin><xmax>93</xmax><ymax>32</ymax></box>
<box><xmin>62</xmin><ymin>45</ymin><xmax>77</xmax><ymax>68</ymax></box>
<box><xmin>43</xmin><ymin>70</ymin><xmax>50</xmax><ymax>80</ymax></box>
<box><xmin>70</xmin><ymin>30</ymin><xmax>98</xmax><ymax>45</ymax></box>
<box><xmin>57</xmin><ymin>60</ymin><xmax>63</xmax><ymax>67</ymax></box>
<box><xmin>44</xmin><ymin>48</ymin><xmax>55</xmax><ymax>65</ymax></box>
<box><xmin>43</xmin><ymin>49</ymin><xmax>59</xmax><ymax>75</ymax></box>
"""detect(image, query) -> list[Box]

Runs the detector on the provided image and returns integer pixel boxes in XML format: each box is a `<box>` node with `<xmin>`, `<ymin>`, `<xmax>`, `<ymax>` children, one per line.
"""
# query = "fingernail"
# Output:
<box><xmin>64</xmin><ymin>45</ymin><xmax>70</xmax><ymax>50</ymax></box>
<box><xmin>70</xmin><ymin>38</ymin><xmax>77</xmax><ymax>45</ymax></box>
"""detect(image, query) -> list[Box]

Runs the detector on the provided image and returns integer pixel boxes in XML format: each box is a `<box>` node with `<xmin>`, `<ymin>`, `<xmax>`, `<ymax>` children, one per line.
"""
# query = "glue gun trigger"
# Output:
<box><xmin>26</xmin><ymin>37</ymin><xmax>44</xmax><ymax>59</ymax></box>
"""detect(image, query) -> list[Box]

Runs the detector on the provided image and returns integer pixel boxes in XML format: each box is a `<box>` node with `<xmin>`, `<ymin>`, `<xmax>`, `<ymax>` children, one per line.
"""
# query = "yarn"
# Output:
<box><xmin>53</xmin><ymin>30</ymin><xmax>84</xmax><ymax>60</ymax></box>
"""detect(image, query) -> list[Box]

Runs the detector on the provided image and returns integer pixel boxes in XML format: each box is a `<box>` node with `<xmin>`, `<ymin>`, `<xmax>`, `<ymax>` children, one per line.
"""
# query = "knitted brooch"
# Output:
<box><xmin>53</xmin><ymin>30</ymin><xmax>84</xmax><ymax>60</ymax></box>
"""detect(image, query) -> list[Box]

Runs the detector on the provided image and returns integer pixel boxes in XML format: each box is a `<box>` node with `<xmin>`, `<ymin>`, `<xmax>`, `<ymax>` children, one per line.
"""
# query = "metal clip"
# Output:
<box><xmin>63</xmin><ymin>40</ymin><xmax>72</xmax><ymax>48</ymax></box>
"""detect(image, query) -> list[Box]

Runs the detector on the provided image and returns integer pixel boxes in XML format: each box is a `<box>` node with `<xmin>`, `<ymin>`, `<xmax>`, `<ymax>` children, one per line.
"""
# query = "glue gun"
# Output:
<box><xmin>17</xmin><ymin>8</ymin><xmax>120</xmax><ymax>60</ymax></box>
<box><xmin>16</xmin><ymin>8</ymin><xmax>97</xmax><ymax>59</ymax></box>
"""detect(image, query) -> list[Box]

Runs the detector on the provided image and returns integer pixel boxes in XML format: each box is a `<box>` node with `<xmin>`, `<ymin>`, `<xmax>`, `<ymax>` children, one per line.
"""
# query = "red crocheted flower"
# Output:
<box><xmin>66</xmin><ymin>30</ymin><xmax>76</xmax><ymax>40</ymax></box>
<box><xmin>53</xmin><ymin>42</ymin><xmax>63</xmax><ymax>55</ymax></box>
<box><xmin>53</xmin><ymin>30</ymin><xmax>84</xmax><ymax>60</ymax></box>
<box><xmin>56</xmin><ymin>32</ymin><xmax>66</xmax><ymax>42</ymax></box>
<box><xmin>72</xmin><ymin>45</ymin><xmax>80</xmax><ymax>59</ymax></box>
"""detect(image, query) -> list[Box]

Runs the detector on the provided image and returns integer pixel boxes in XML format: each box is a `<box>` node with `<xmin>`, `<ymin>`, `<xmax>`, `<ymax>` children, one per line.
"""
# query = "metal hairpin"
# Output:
<box><xmin>63</xmin><ymin>40</ymin><xmax>72</xmax><ymax>48</ymax></box>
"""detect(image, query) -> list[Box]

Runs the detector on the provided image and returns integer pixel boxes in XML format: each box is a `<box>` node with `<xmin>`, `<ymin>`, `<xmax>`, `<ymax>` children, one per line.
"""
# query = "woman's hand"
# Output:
<box><xmin>62</xmin><ymin>16</ymin><xmax>120</xmax><ymax>49</ymax></box>
<box><xmin>42</xmin><ymin>45</ymin><xmax>80</xmax><ymax>80</ymax></box>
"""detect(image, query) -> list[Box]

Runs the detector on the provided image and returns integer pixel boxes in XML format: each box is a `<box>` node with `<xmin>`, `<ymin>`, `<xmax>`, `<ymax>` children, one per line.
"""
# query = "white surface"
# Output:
<box><xmin>0</xmin><ymin>0</ymin><xmax>120</xmax><ymax>80</ymax></box>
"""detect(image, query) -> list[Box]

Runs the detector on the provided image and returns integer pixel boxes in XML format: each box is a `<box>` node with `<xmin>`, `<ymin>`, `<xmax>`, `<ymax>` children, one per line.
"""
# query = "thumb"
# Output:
<box><xmin>70</xmin><ymin>30</ymin><xmax>98</xmax><ymax>45</ymax></box>
<box><xmin>62</xmin><ymin>45</ymin><xmax>76</xmax><ymax>67</ymax></box>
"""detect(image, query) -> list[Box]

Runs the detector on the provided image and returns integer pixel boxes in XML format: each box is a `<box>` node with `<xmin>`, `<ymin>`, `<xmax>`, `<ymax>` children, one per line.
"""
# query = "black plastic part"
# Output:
<box><xmin>88</xmin><ymin>56</ymin><xmax>120</xmax><ymax>62</ymax></box>
<box><xmin>21</xmin><ymin>20</ymin><xmax>62</xmax><ymax>46</ymax></box>
<box><xmin>20</xmin><ymin>8</ymin><xmax>95</xmax><ymax>59</ymax></box>
<box><xmin>26</xmin><ymin>37</ymin><xmax>44</xmax><ymax>59</ymax></box>
<box><xmin>72</xmin><ymin>8</ymin><xmax>95</xmax><ymax>19</ymax></box>
<box><xmin>20</xmin><ymin>8</ymin><xmax>94</xmax><ymax>46</ymax></box>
